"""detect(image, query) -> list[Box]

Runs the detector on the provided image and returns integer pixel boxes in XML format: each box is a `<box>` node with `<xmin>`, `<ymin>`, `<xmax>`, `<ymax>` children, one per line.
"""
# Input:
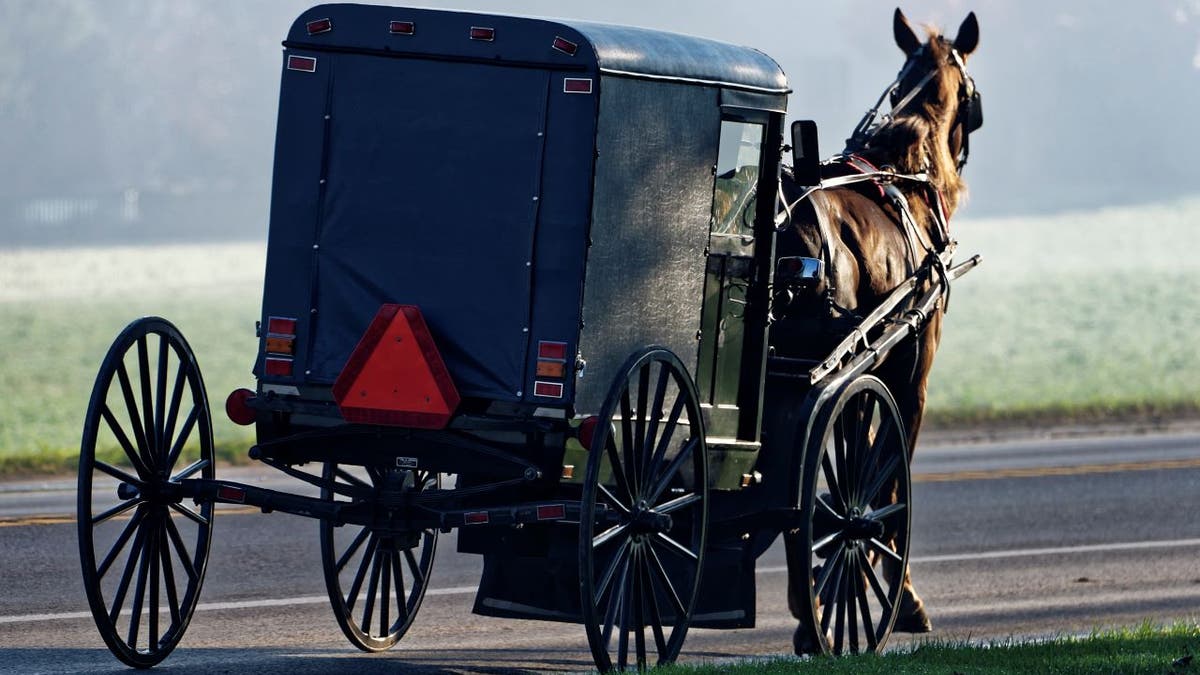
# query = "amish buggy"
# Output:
<box><xmin>76</xmin><ymin>3</ymin><xmax>982</xmax><ymax>671</ymax></box>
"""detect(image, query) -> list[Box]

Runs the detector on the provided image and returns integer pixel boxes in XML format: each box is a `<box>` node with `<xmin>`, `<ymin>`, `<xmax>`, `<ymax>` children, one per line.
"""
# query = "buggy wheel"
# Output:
<box><xmin>579</xmin><ymin>347</ymin><xmax>708</xmax><ymax>672</ymax></box>
<box><xmin>796</xmin><ymin>375</ymin><xmax>910</xmax><ymax>655</ymax></box>
<box><xmin>78</xmin><ymin>317</ymin><xmax>215</xmax><ymax>668</ymax></box>
<box><xmin>320</xmin><ymin>464</ymin><xmax>439</xmax><ymax>652</ymax></box>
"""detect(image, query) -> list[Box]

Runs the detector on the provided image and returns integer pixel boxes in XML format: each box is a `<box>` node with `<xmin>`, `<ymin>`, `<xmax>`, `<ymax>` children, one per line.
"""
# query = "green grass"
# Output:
<box><xmin>667</xmin><ymin>621</ymin><xmax>1200</xmax><ymax>674</ymax></box>
<box><xmin>1</xmin><ymin>197</ymin><xmax>1199</xmax><ymax>476</ymax></box>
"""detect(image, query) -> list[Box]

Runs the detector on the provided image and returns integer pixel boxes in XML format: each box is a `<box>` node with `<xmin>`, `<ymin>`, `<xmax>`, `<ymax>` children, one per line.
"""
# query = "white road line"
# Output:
<box><xmin>6</xmin><ymin>538</ymin><xmax>1198</xmax><ymax>626</ymax></box>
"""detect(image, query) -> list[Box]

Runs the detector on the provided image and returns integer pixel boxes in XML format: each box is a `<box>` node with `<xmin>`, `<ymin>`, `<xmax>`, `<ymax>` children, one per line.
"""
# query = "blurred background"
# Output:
<box><xmin>1</xmin><ymin>0</ymin><xmax>1198</xmax><ymax>467</ymax></box>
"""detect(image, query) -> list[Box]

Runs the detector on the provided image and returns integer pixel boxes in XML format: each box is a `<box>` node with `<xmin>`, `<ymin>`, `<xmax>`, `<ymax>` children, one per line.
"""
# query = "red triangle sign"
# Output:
<box><xmin>332</xmin><ymin>304</ymin><xmax>460</xmax><ymax>429</ymax></box>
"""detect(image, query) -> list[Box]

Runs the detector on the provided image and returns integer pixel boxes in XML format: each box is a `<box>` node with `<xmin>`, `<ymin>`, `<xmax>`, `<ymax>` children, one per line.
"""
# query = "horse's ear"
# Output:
<box><xmin>893</xmin><ymin>8</ymin><xmax>921</xmax><ymax>55</ymax></box>
<box><xmin>954</xmin><ymin>12</ymin><xmax>979</xmax><ymax>56</ymax></box>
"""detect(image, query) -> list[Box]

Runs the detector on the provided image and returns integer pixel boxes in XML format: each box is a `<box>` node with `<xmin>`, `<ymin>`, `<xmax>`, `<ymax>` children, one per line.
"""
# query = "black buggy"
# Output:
<box><xmin>78</xmin><ymin>4</ymin><xmax>976</xmax><ymax>671</ymax></box>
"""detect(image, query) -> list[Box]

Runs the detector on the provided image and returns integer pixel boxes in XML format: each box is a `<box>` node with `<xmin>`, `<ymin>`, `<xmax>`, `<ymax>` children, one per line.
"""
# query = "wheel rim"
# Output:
<box><xmin>78</xmin><ymin>317</ymin><xmax>214</xmax><ymax>668</ymax></box>
<box><xmin>580</xmin><ymin>348</ymin><xmax>708</xmax><ymax>672</ymax></box>
<box><xmin>321</xmin><ymin>464</ymin><xmax>438</xmax><ymax>651</ymax></box>
<box><xmin>799</xmin><ymin>375</ymin><xmax>910</xmax><ymax>655</ymax></box>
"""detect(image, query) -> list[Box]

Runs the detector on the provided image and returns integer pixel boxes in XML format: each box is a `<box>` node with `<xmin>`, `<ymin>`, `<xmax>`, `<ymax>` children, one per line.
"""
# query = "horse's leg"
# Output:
<box><xmin>873</xmin><ymin>313</ymin><xmax>942</xmax><ymax>633</ymax></box>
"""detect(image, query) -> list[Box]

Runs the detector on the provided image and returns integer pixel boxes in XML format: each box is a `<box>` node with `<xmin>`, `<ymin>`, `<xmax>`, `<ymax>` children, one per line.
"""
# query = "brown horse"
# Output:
<box><xmin>777</xmin><ymin>8</ymin><xmax>981</xmax><ymax>653</ymax></box>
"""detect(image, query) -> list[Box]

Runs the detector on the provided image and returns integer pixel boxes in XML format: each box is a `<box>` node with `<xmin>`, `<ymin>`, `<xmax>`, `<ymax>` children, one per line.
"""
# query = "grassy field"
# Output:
<box><xmin>667</xmin><ymin>621</ymin><xmax>1199</xmax><ymax>674</ymax></box>
<box><xmin>1</xmin><ymin>197</ymin><xmax>1198</xmax><ymax>473</ymax></box>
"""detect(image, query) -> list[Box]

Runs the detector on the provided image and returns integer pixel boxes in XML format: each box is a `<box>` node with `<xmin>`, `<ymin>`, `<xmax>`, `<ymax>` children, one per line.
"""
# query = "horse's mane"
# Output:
<box><xmin>858</xmin><ymin>28</ymin><xmax>967</xmax><ymax>214</ymax></box>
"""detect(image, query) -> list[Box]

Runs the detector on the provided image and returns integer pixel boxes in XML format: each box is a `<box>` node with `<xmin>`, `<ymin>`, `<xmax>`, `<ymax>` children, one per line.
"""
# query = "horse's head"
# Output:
<box><xmin>890</xmin><ymin>8</ymin><xmax>982</xmax><ymax>175</ymax></box>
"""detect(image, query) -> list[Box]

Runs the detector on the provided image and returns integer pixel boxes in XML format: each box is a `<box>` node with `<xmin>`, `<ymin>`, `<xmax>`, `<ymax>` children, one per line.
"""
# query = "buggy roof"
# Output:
<box><xmin>288</xmin><ymin>4</ymin><xmax>789</xmax><ymax>94</ymax></box>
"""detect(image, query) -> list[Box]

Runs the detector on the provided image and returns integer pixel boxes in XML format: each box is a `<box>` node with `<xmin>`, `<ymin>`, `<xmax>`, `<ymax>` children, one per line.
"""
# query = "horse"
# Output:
<box><xmin>775</xmin><ymin>8</ymin><xmax>982</xmax><ymax>654</ymax></box>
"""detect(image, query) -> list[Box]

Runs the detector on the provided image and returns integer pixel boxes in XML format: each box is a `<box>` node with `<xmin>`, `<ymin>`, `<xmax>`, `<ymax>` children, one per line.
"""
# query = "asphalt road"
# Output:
<box><xmin>0</xmin><ymin>431</ymin><xmax>1197</xmax><ymax>674</ymax></box>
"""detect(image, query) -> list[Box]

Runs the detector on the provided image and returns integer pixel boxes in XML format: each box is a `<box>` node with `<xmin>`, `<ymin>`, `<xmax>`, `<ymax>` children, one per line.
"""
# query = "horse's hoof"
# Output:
<box><xmin>892</xmin><ymin>605</ymin><xmax>933</xmax><ymax>633</ymax></box>
<box><xmin>792</xmin><ymin>625</ymin><xmax>832</xmax><ymax>656</ymax></box>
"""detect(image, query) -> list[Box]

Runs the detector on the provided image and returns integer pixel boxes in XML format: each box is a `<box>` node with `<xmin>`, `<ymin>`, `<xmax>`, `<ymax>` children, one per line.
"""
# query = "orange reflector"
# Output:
<box><xmin>561</xmin><ymin>465</ymin><xmax>575</xmax><ymax>479</ymax></box>
<box><xmin>265</xmin><ymin>336</ymin><xmax>294</xmax><ymax>355</ymax></box>
<box><xmin>464</xmin><ymin>511</ymin><xmax>489</xmax><ymax>525</ymax></box>
<box><xmin>332</xmin><ymin>304</ymin><xmax>460</xmax><ymax>429</ymax></box>
<box><xmin>225</xmin><ymin>388</ymin><xmax>257</xmax><ymax>426</ymax></box>
<box><xmin>536</xmin><ymin>360</ymin><xmax>566</xmax><ymax>378</ymax></box>
<box><xmin>536</xmin><ymin>504</ymin><xmax>566</xmax><ymax>520</ymax></box>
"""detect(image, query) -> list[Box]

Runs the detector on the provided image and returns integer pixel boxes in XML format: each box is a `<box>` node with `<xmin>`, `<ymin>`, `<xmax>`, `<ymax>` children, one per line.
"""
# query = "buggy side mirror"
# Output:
<box><xmin>776</xmin><ymin>256</ymin><xmax>824</xmax><ymax>288</ymax></box>
<box><xmin>790</xmin><ymin>120</ymin><xmax>821</xmax><ymax>186</ymax></box>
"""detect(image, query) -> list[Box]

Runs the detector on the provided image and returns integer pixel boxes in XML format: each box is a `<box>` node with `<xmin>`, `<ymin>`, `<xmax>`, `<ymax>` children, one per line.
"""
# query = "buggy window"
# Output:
<box><xmin>711</xmin><ymin>120</ymin><xmax>764</xmax><ymax>238</ymax></box>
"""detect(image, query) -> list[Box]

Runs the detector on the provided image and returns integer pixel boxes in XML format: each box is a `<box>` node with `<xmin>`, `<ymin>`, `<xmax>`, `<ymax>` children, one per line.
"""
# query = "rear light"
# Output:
<box><xmin>538</xmin><ymin>341</ymin><xmax>568</xmax><ymax>360</ymax></box>
<box><xmin>268</xmin><ymin>317</ymin><xmax>297</xmax><ymax>335</ymax></box>
<box><xmin>563</xmin><ymin>78</ymin><xmax>593</xmax><ymax>94</ymax></box>
<box><xmin>225</xmin><ymin>388</ymin><xmax>257</xmax><ymax>426</ymax></box>
<box><xmin>306</xmin><ymin>18</ymin><xmax>332</xmax><ymax>35</ymax></box>
<box><xmin>217</xmin><ymin>485</ymin><xmax>246</xmax><ymax>503</ymax></box>
<box><xmin>264</xmin><ymin>357</ymin><xmax>293</xmax><ymax>377</ymax></box>
<box><xmin>578</xmin><ymin>415</ymin><xmax>600</xmax><ymax>450</ymax></box>
<box><xmin>389</xmin><ymin>20</ymin><xmax>415</xmax><ymax>35</ymax></box>
<box><xmin>286</xmin><ymin>55</ymin><xmax>317</xmax><ymax>73</ymax></box>
<box><xmin>464</xmin><ymin>511</ymin><xmax>490</xmax><ymax>525</ymax></box>
<box><xmin>469</xmin><ymin>26</ymin><xmax>495</xmax><ymax>41</ymax></box>
<box><xmin>552</xmin><ymin>36</ymin><xmax>578</xmax><ymax>55</ymax></box>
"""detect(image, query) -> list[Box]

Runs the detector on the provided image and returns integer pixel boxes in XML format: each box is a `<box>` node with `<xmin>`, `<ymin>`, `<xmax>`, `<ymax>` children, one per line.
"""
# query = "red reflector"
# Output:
<box><xmin>469</xmin><ymin>26</ymin><xmax>495</xmax><ymax>41</ymax></box>
<box><xmin>464</xmin><ymin>511</ymin><xmax>490</xmax><ymax>525</ymax></box>
<box><xmin>389</xmin><ymin>20</ymin><xmax>415</xmax><ymax>35</ymax></box>
<box><xmin>264</xmin><ymin>357</ymin><xmax>293</xmax><ymax>377</ymax></box>
<box><xmin>552</xmin><ymin>36</ymin><xmax>578</xmax><ymax>55</ymax></box>
<box><xmin>225</xmin><ymin>388</ymin><xmax>257</xmax><ymax>426</ymax></box>
<box><xmin>268</xmin><ymin>316</ymin><xmax>297</xmax><ymax>335</ymax></box>
<box><xmin>536</xmin><ymin>504</ymin><xmax>566</xmax><ymax>520</ymax></box>
<box><xmin>306</xmin><ymin>18</ymin><xmax>332</xmax><ymax>35</ymax></box>
<box><xmin>332</xmin><ymin>304</ymin><xmax>461</xmax><ymax>429</ymax></box>
<box><xmin>537</xmin><ymin>341</ymin><xmax>568</xmax><ymax>360</ymax></box>
<box><xmin>287</xmin><ymin>55</ymin><xmax>317</xmax><ymax>73</ymax></box>
<box><xmin>563</xmin><ymin>78</ymin><xmax>593</xmax><ymax>94</ymax></box>
<box><xmin>534</xmin><ymin>381</ymin><xmax>564</xmax><ymax>398</ymax></box>
<box><xmin>579</xmin><ymin>415</ymin><xmax>600</xmax><ymax>450</ymax></box>
<box><xmin>217</xmin><ymin>486</ymin><xmax>246</xmax><ymax>503</ymax></box>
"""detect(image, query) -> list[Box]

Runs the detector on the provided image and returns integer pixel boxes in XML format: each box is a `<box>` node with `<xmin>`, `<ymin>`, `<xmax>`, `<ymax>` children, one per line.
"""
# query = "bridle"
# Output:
<box><xmin>845</xmin><ymin>38</ymin><xmax>983</xmax><ymax>173</ymax></box>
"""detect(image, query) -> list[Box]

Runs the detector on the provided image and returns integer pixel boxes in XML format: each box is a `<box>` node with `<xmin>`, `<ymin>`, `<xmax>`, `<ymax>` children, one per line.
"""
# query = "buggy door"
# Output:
<box><xmin>268</xmin><ymin>53</ymin><xmax>556</xmax><ymax>401</ymax></box>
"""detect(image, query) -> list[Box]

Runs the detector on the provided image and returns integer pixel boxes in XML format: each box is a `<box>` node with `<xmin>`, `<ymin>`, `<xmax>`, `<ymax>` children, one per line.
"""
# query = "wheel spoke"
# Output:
<box><xmin>853</xmin><ymin>551</ymin><xmax>878</xmax><ymax>651</ymax></box>
<box><xmin>641</xmin><ymin>547</ymin><xmax>668</xmax><ymax>655</ymax></box>
<box><xmin>867</xmin><ymin>501</ymin><xmax>906</xmax><ymax>524</ymax></box>
<box><xmin>593</xmin><ymin>522</ymin><xmax>630</xmax><ymax>550</ymax></box>
<box><xmin>171</xmin><ymin>458</ymin><xmax>208</xmax><ymax>481</ymax></box>
<box><xmin>94</xmin><ymin>459</ymin><xmax>142</xmax><ymax>488</ymax></box>
<box><xmin>651</xmin><ymin>532</ymin><xmax>698</xmax><ymax>562</ymax></box>
<box><xmin>160</xmin><ymin>359</ymin><xmax>188</xmax><ymax>458</ymax></box>
<box><xmin>605</xmin><ymin>436</ymin><xmax>636</xmax><ymax>507</ymax></box>
<box><xmin>593</xmin><ymin>538</ymin><xmax>632</xmax><ymax>605</ymax></box>
<box><xmin>597</xmin><ymin>484</ymin><xmax>632</xmax><ymax>515</ymax></box>
<box><xmin>148</xmin><ymin>518</ymin><xmax>161</xmax><ymax>652</ymax></box>
<box><xmin>632</xmin><ymin>546</ymin><xmax>647</xmax><ymax>669</ymax></box>
<box><xmin>100</xmin><ymin>406</ymin><xmax>152</xmax><ymax>479</ymax></box>
<box><xmin>163</xmin><ymin>516</ymin><xmax>198</xmax><ymax>582</ymax></box>
<box><xmin>109</xmin><ymin>517</ymin><xmax>148</xmax><ymax>623</ymax></box>
<box><xmin>619</xmin><ymin>387</ymin><xmax>637</xmax><ymax>497</ymax></box>
<box><xmin>867</xmin><ymin>538</ymin><xmax>904</xmax><ymax>565</ymax></box>
<box><xmin>833</xmin><ymin>551</ymin><xmax>847</xmax><ymax>654</ymax></box>
<box><xmin>647</xmin><ymin>436</ymin><xmax>698</xmax><ymax>503</ymax></box>
<box><xmin>861</xmin><ymin>455</ymin><xmax>901</xmax><ymax>508</ymax></box>
<box><xmin>655</xmin><ymin>491</ymin><xmax>700</xmax><ymax>515</ymax></box>
<box><xmin>600</xmin><ymin>554</ymin><xmax>631</xmax><ymax>651</ymax></box>
<box><xmin>819</xmin><ymin>548</ymin><xmax>845</xmax><ymax>635</ymax></box>
<box><xmin>336</xmin><ymin>528</ymin><xmax>371</xmax><ymax>574</ymax></box>
<box><xmin>334</xmin><ymin>467</ymin><xmax>370</xmax><ymax>489</ymax></box>
<box><xmin>617</xmin><ymin>555</ymin><xmax>632</xmax><ymax>672</ymax></box>
<box><xmin>863</xmin><ymin>552</ymin><xmax>892</xmax><ymax>611</ymax></box>
<box><xmin>115</xmin><ymin>360</ymin><xmax>153</xmax><ymax>472</ymax></box>
<box><xmin>345</xmin><ymin>535</ymin><xmax>378</xmax><ymax>612</ymax></box>
<box><xmin>644</xmin><ymin>540</ymin><xmax>686</xmax><ymax>617</ymax></box>
<box><xmin>646</xmin><ymin>391</ymin><xmax>687</xmax><ymax>485</ymax></box>
<box><xmin>391</xmin><ymin>550</ymin><xmax>409</xmax><ymax>625</ymax></box>
<box><xmin>126</xmin><ymin>514</ymin><xmax>153</xmax><ymax>650</ymax></box>
<box><xmin>361</xmin><ymin>547</ymin><xmax>382</xmax><ymax>635</ymax></box>
<box><xmin>855</xmin><ymin>415</ymin><xmax>894</xmax><ymax>505</ymax></box>
<box><xmin>633</xmin><ymin>365</ymin><xmax>651</xmax><ymax>496</ymax></box>
<box><xmin>812</xmin><ymin>529</ymin><xmax>842</xmax><ymax>555</ymax></box>
<box><xmin>136</xmin><ymin>336</ymin><xmax>157</xmax><ymax>462</ymax></box>
<box><xmin>154</xmin><ymin>335</ymin><xmax>169</xmax><ymax>463</ymax></box>
<box><xmin>168</xmin><ymin>502</ymin><xmax>209</xmax><ymax>527</ymax></box>
<box><xmin>378</xmin><ymin>544</ymin><xmax>391</xmax><ymax>638</ymax></box>
<box><xmin>92</xmin><ymin>497</ymin><xmax>141</xmax><ymax>526</ymax></box>
<box><xmin>835</xmin><ymin>413</ymin><xmax>853</xmax><ymax>509</ymax></box>
<box><xmin>403</xmin><ymin>547</ymin><xmax>425</xmax><ymax>586</ymax></box>
<box><xmin>158</xmin><ymin>515</ymin><xmax>182</xmax><ymax>627</ymax></box>
<box><xmin>822</xmin><ymin>450</ymin><xmax>848</xmax><ymax>514</ymax></box>
<box><xmin>97</xmin><ymin>506</ymin><xmax>147</xmax><ymax>579</ymax></box>
<box><xmin>164</xmin><ymin>407</ymin><xmax>199</xmax><ymax>473</ymax></box>
<box><xmin>813</xmin><ymin>541</ymin><xmax>845</xmax><ymax>599</ymax></box>
<box><xmin>640</xmin><ymin>367</ymin><xmax>671</xmax><ymax>488</ymax></box>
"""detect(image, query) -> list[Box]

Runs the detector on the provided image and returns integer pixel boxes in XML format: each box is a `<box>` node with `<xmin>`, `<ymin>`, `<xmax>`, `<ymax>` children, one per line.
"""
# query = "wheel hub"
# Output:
<box><xmin>843</xmin><ymin>515</ymin><xmax>885</xmax><ymax>541</ymax></box>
